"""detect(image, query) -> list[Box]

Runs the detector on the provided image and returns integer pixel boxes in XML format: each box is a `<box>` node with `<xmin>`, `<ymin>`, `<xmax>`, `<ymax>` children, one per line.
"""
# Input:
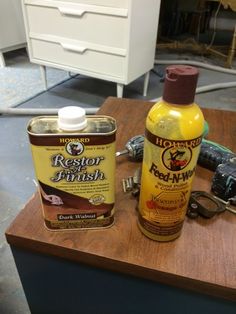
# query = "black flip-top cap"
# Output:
<box><xmin>163</xmin><ymin>65</ymin><xmax>199</xmax><ymax>104</ymax></box>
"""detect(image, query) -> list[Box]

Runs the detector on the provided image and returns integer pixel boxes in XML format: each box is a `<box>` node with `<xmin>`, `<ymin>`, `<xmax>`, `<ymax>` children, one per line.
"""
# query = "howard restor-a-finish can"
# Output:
<box><xmin>27</xmin><ymin>106</ymin><xmax>116</xmax><ymax>230</ymax></box>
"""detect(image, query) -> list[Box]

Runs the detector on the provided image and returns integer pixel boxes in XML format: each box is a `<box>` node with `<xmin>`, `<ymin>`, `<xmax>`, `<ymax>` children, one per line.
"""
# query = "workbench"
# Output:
<box><xmin>5</xmin><ymin>97</ymin><xmax>236</xmax><ymax>313</ymax></box>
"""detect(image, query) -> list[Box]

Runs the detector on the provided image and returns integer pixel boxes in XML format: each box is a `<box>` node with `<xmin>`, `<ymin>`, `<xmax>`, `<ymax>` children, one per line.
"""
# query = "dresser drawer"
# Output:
<box><xmin>24</xmin><ymin>0</ymin><xmax>128</xmax><ymax>48</ymax></box>
<box><xmin>47</xmin><ymin>0</ymin><xmax>128</xmax><ymax>7</ymax></box>
<box><xmin>30</xmin><ymin>38</ymin><xmax>125</xmax><ymax>79</ymax></box>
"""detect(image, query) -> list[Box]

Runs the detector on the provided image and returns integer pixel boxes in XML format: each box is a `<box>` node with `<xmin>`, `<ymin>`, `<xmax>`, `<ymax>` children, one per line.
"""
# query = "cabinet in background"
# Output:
<box><xmin>21</xmin><ymin>0</ymin><xmax>161</xmax><ymax>97</ymax></box>
<box><xmin>0</xmin><ymin>0</ymin><xmax>26</xmax><ymax>67</ymax></box>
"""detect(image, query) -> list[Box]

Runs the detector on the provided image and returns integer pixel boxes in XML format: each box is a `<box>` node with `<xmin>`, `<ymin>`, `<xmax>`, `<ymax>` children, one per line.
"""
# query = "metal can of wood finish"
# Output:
<box><xmin>27</xmin><ymin>106</ymin><xmax>116</xmax><ymax>230</ymax></box>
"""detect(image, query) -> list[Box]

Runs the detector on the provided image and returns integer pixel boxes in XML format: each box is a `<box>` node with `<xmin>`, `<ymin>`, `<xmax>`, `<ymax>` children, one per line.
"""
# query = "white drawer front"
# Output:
<box><xmin>25</xmin><ymin>2</ymin><xmax>127</xmax><ymax>49</ymax></box>
<box><xmin>44</xmin><ymin>0</ymin><xmax>128</xmax><ymax>7</ymax></box>
<box><xmin>30</xmin><ymin>38</ymin><xmax>125</xmax><ymax>79</ymax></box>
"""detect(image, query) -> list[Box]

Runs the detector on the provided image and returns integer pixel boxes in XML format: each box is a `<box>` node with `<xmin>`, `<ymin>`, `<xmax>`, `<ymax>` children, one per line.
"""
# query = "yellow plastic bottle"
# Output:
<box><xmin>138</xmin><ymin>65</ymin><xmax>205</xmax><ymax>241</ymax></box>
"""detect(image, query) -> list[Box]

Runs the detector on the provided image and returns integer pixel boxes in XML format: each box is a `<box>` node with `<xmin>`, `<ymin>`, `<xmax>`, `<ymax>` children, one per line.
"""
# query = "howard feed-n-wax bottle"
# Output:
<box><xmin>138</xmin><ymin>65</ymin><xmax>204</xmax><ymax>241</ymax></box>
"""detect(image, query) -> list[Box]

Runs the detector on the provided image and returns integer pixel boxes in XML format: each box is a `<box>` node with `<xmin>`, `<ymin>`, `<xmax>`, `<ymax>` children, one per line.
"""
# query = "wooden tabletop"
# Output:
<box><xmin>5</xmin><ymin>97</ymin><xmax>236</xmax><ymax>301</ymax></box>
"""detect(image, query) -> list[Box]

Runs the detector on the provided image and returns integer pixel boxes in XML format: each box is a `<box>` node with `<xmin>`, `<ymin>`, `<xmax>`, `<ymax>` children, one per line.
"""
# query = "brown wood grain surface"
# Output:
<box><xmin>5</xmin><ymin>97</ymin><xmax>236</xmax><ymax>301</ymax></box>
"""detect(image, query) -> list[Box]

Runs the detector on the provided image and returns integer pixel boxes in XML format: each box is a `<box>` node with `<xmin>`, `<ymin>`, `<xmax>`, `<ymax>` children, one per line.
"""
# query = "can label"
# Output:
<box><xmin>139</xmin><ymin>129</ymin><xmax>202</xmax><ymax>238</ymax></box>
<box><xmin>29</xmin><ymin>131</ymin><xmax>116</xmax><ymax>230</ymax></box>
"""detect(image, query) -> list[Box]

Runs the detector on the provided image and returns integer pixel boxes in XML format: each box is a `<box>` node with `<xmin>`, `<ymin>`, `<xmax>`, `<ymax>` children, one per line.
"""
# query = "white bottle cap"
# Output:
<box><xmin>58</xmin><ymin>106</ymin><xmax>87</xmax><ymax>131</ymax></box>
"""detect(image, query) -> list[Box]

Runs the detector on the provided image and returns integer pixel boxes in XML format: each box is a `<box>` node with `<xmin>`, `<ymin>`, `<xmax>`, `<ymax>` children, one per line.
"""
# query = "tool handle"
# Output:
<box><xmin>116</xmin><ymin>135</ymin><xmax>144</xmax><ymax>160</ymax></box>
<box><xmin>125</xmin><ymin>135</ymin><xmax>144</xmax><ymax>160</ymax></box>
<box><xmin>198</xmin><ymin>139</ymin><xmax>235</xmax><ymax>171</ymax></box>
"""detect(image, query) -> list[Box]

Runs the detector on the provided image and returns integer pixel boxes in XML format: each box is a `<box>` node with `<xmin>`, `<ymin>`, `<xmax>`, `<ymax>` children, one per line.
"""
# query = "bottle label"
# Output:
<box><xmin>139</xmin><ymin>129</ymin><xmax>202</xmax><ymax>237</ymax></box>
<box><xmin>29</xmin><ymin>133</ymin><xmax>116</xmax><ymax>230</ymax></box>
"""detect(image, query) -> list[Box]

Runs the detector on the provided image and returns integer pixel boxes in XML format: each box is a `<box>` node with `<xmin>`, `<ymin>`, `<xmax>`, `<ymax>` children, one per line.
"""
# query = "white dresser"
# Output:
<box><xmin>0</xmin><ymin>0</ymin><xmax>26</xmax><ymax>67</ymax></box>
<box><xmin>21</xmin><ymin>0</ymin><xmax>161</xmax><ymax>97</ymax></box>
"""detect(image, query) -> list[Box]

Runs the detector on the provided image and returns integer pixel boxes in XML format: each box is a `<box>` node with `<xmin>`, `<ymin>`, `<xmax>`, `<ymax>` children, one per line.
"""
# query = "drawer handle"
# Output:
<box><xmin>61</xmin><ymin>43</ymin><xmax>87</xmax><ymax>54</ymax></box>
<box><xmin>58</xmin><ymin>7</ymin><xmax>85</xmax><ymax>17</ymax></box>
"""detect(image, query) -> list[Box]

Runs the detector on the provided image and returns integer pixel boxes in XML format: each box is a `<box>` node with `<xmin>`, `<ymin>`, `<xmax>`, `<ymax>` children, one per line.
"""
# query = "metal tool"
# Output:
<box><xmin>122</xmin><ymin>167</ymin><xmax>141</xmax><ymax>195</ymax></box>
<box><xmin>187</xmin><ymin>191</ymin><xmax>236</xmax><ymax>219</ymax></box>
<box><xmin>116</xmin><ymin>135</ymin><xmax>144</xmax><ymax>160</ymax></box>
<box><xmin>213</xmin><ymin>195</ymin><xmax>236</xmax><ymax>214</ymax></box>
<box><xmin>122</xmin><ymin>176</ymin><xmax>134</xmax><ymax>193</ymax></box>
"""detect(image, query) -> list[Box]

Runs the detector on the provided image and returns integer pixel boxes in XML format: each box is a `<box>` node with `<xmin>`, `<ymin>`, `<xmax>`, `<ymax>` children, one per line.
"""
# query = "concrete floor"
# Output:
<box><xmin>0</xmin><ymin>50</ymin><xmax>236</xmax><ymax>313</ymax></box>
